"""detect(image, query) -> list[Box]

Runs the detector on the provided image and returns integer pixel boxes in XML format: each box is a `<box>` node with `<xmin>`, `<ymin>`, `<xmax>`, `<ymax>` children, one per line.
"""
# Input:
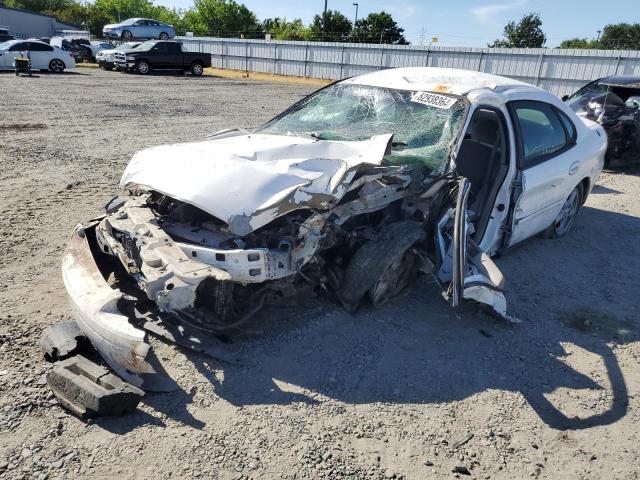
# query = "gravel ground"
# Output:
<box><xmin>0</xmin><ymin>68</ymin><xmax>639</xmax><ymax>480</ymax></box>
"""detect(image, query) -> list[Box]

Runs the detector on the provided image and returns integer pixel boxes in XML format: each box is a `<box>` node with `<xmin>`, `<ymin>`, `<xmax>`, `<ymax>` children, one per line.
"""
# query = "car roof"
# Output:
<box><xmin>601</xmin><ymin>75</ymin><xmax>640</xmax><ymax>88</ymax></box>
<box><xmin>343</xmin><ymin>67</ymin><xmax>542</xmax><ymax>98</ymax></box>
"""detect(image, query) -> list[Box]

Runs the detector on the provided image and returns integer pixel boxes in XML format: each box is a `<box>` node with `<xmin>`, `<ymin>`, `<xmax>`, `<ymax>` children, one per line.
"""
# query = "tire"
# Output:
<box><xmin>104</xmin><ymin>65</ymin><xmax>113</xmax><ymax>71</ymax></box>
<box><xmin>541</xmin><ymin>184</ymin><xmax>583</xmax><ymax>239</ymax></box>
<box><xmin>122</xmin><ymin>30</ymin><xmax>132</xmax><ymax>40</ymax></box>
<box><xmin>49</xmin><ymin>59</ymin><xmax>65</xmax><ymax>73</ymax></box>
<box><xmin>135</xmin><ymin>60</ymin><xmax>150</xmax><ymax>75</ymax></box>
<box><xmin>159</xmin><ymin>32</ymin><xmax>169</xmax><ymax>40</ymax></box>
<box><xmin>190</xmin><ymin>61</ymin><xmax>204</xmax><ymax>76</ymax></box>
<box><xmin>339</xmin><ymin>221</ymin><xmax>425</xmax><ymax>313</ymax></box>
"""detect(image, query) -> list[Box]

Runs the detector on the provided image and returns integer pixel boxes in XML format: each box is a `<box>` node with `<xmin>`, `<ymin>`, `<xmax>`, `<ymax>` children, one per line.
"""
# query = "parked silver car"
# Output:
<box><xmin>103</xmin><ymin>18</ymin><xmax>175</xmax><ymax>40</ymax></box>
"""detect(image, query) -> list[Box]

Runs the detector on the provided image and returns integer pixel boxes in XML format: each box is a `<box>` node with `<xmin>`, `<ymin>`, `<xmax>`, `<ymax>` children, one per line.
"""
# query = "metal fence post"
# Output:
<box><xmin>380</xmin><ymin>46</ymin><xmax>385</xmax><ymax>69</ymax></box>
<box><xmin>339</xmin><ymin>45</ymin><xmax>346</xmax><ymax>78</ymax></box>
<box><xmin>477</xmin><ymin>51</ymin><xmax>484</xmax><ymax>71</ymax></box>
<box><xmin>534</xmin><ymin>50</ymin><xmax>545</xmax><ymax>86</ymax></box>
<box><xmin>614</xmin><ymin>52</ymin><xmax>623</xmax><ymax>74</ymax></box>
<box><xmin>272</xmin><ymin>42</ymin><xmax>277</xmax><ymax>74</ymax></box>
<box><xmin>245</xmin><ymin>41</ymin><xmax>249</xmax><ymax>75</ymax></box>
<box><xmin>425</xmin><ymin>47</ymin><xmax>430</xmax><ymax>67</ymax></box>
<box><xmin>303</xmin><ymin>42</ymin><xmax>309</xmax><ymax>77</ymax></box>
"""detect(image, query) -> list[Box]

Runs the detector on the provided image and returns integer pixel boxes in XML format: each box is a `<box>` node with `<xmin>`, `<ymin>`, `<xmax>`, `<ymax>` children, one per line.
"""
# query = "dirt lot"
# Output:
<box><xmin>1</xmin><ymin>68</ymin><xmax>639</xmax><ymax>480</ymax></box>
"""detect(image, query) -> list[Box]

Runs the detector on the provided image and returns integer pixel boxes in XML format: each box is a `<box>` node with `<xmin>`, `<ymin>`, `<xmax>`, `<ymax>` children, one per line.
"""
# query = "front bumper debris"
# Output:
<box><xmin>47</xmin><ymin>355</ymin><xmax>144</xmax><ymax>418</ymax></box>
<box><xmin>61</xmin><ymin>222</ymin><xmax>176</xmax><ymax>392</ymax></box>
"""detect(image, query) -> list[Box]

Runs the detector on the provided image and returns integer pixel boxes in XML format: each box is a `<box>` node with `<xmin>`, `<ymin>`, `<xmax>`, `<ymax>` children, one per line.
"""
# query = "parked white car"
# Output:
<box><xmin>0</xmin><ymin>39</ymin><xmax>75</xmax><ymax>72</ymax></box>
<box><xmin>95</xmin><ymin>41</ymin><xmax>140</xmax><ymax>70</ymax></box>
<box><xmin>61</xmin><ymin>67</ymin><xmax>605</xmax><ymax>390</ymax></box>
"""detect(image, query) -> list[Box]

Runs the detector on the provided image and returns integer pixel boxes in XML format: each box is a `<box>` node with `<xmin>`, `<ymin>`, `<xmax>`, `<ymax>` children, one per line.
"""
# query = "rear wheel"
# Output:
<box><xmin>122</xmin><ymin>30</ymin><xmax>132</xmax><ymax>40</ymax></box>
<box><xmin>49</xmin><ymin>59</ymin><xmax>65</xmax><ymax>73</ymax></box>
<box><xmin>135</xmin><ymin>60</ymin><xmax>150</xmax><ymax>74</ymax></box>
<box><xmin>190</xmin><ymin>61</ymin><xmax>204</xmax><ymax>76</ymax></box>
<box><xmin>159</xmin><ymin>32</ymin><xmax>169</xmax><ymax>40</ymax></box>
<box><xmin>541</xmin><ymin>184</ymin><xmax>583</xmax><ymax>238</ymax></box>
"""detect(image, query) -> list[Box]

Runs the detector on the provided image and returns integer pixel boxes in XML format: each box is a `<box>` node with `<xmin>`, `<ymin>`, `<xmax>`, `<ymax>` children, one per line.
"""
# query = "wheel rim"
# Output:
<box><xmin>193</xmin><ymin>64</ymin><xmax>203</xmax><ymax>75</ymax></box>
<box><xmin>123</xmin><ymin>31</ymin><xmax>132</xmax><ymax>39</ymax></box>
<box><xmin>159</xmin><ymin>32</ymin><xmax>168</xmax><ymax>40</ymax></box>
<box><xmin>554</xmin><ymin>188</ymin><xmax>580</xmax><ymax>236</ymax></box>
<box><xmin>138</xmin><ymin>62</ymin><xmax>149</xmax><ymax>74</ymax></box>
<box><xmin>50</xmin><ymin>60</ymin><xmax>64</xmax><ymax>73</ymax></box>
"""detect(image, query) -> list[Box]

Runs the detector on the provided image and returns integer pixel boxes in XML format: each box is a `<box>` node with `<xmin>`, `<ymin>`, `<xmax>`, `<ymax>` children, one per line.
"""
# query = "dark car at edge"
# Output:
<box><xmin>564</xmin><ymin>75</ymin><xmax>640</xmax><ymax>168</ymax></box>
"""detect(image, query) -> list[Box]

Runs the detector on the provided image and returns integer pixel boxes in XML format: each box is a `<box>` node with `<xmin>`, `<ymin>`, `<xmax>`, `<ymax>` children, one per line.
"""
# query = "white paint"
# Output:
<box><xmin>120</xmin><ymin>133</ymin><xmax>392</xmax><ymax>235</ymax></box>
<box><xmin>411</xmin><ymin>91</ymin><xmax>458</xmax><ymax>109</ymax></box>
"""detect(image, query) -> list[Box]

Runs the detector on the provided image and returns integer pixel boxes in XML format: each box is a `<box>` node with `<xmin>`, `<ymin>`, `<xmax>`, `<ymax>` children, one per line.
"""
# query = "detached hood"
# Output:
<box><xmin>120</xmin><ymin>133</ymin><xmax>392</xmax><ymax>235</ymax></box>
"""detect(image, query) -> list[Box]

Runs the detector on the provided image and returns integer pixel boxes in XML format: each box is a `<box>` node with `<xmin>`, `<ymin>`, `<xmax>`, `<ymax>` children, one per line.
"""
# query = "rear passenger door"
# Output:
<box><xmin>27</xmin><ymin>42</ymin><xmax>54</xmax><ymax>69</ymax></box>
<box><xmin>506</xmin><ymin>100</ymin><xmax>579</xmax><ymax>246</ymax></box>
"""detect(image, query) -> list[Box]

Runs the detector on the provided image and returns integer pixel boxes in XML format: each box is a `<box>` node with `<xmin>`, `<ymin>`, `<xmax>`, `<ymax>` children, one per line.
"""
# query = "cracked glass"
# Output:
<box><xmin>259</xmin><ymin>83</ymin><xmax>467</xmax><ymax>172</ymax></box>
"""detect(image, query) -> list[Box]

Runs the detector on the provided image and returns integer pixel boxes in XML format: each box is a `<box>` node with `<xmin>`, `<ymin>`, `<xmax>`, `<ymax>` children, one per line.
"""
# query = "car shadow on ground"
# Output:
<box><xmin>102</xmin><ymin>206</ymin><xmax>639</xmax><ymax>433</ymax></box>
<box><xmin>0</xmin><ymin>70</ymin><xmax>89</xmax><ymax>76</ymax></box>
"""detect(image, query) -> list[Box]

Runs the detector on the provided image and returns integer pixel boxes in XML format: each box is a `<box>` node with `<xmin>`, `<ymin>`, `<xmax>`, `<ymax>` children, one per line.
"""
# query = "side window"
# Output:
<box><xmin>166</xmin><ymin>43</ymin><xmax>180</xmax><ymax>54</ymax></box>
<box><xmin>511</xmin><ymin>101</ymin><xmax>571</xmax><ymax>168</ymax></box>
<box><xmin>8</xmin><ymin>42</ymin><xmax>27</xmax><ymax>52</ymax></box>
<box><xmin>555</xmin><ymin>109</ymin><xmax>576</xmax><ymax>143</ymax></box>
<box><xmin>134</xmin><ymin>20</ymin><xmax>145</xmax><ymax>26</ymax></box>
<box><xmin>29</xmin><ymin>42</ymin><xmax>53</xmax><ymax>52</ymax></box>
<box><xmin>152</xmin><ymin>43</ymin><xmax>168</xmax><ymax>53</ymax></box>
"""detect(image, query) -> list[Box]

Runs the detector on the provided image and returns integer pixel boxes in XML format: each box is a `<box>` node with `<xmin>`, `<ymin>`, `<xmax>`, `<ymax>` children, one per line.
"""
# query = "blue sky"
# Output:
<box><xmin>155</xmin><ymin>0</ymin><xmax>639</xmax><ymax>47</ymax></box>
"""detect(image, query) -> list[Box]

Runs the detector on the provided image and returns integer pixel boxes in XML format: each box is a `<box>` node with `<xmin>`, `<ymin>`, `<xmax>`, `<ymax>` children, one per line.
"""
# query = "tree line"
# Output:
<box><xmin>489</xmin><ymin>12</ymin><xmax>640</xmax><ymax>50</ymax></box>
<box><xmin>1</xmin><ymin>0</ymin><xmax>409</xmax><ymax>44</ymax></box>
<box><xmin>3</xmin><ymin>0</ymin><xmax>639</xmax><ymax>50</ymax></box>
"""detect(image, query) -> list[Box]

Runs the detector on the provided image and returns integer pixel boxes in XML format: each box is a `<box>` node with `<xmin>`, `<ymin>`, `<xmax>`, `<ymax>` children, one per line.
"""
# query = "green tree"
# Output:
<box><xmin>262</xmin><ymin>17</ymin><xmax>311</xmax><ymax>41</ymax></box>
<box><xmin>489</xmin><ymin>12</ymin><xmax>546</xmax><ymax>48</ymax></box>
<box><xmin>599</xmin><ymin>23</ymin><xmax>640</xmax><ymax>50</ymax></box>
<box><xmin>559</xmin><ymin>38</ymin><xmax>599</xmax><ymax>49</ymax></box>
<box><xmin>309</xmin><ymin>9</ymin><xmax>351</xmax><ymax>41</ymax></box>
<box><xmin>350</xmin><ymin>11</ymin><xmax>408</xmax><ymax>44</ymax></box>
<box><xmin>187</xmin><ymin>0</ymin><xmax>260</xmax><ymax>36</ymax></box>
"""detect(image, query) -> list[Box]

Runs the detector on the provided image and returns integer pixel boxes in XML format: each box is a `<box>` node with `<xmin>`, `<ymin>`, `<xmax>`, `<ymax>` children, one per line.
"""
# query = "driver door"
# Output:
<box><xmin>435</xmin><ymin>178</ymin><xmax>511</xmax><ymax>321</ymax></box>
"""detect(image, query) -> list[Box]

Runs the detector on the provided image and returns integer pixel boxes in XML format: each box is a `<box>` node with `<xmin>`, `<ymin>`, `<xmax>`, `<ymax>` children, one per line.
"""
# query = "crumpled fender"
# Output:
<box><xmin>61</xmin><ymin>222</ymin><xmax>176</xmax><ymax>392</ymax></box>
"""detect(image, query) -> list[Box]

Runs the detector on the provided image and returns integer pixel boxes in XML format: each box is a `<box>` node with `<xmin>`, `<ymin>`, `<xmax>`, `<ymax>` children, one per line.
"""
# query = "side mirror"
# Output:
<box><xmin>561</xmin><ymin>95</ymin><xmax>569</xmax><ymax>102</ymax></box>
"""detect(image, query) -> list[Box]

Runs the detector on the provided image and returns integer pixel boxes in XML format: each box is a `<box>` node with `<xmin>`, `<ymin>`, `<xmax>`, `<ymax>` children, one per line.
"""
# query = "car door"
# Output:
<box><xmin>149</xmin><ymin>42</ymin><xmax>170</xmax><ymax>68</ymax></box>
<box><xmin>434</xmin><ymin>177</ymin><xmax>512</xmax><ymax>322</ymax></box>
<box><xmin>4</xmin><ymin>42</ymin><xmax>28</xmax><ymax>68</ymax></box>
<box><xmin>26</xmin><ymin>41</ymin><xmax>54</xmax><ymax>69</ymax></box>
<box><xmin>505</xmin><ymin>100</ymin><xmax>579</xmax><ymax>246</ymax></box>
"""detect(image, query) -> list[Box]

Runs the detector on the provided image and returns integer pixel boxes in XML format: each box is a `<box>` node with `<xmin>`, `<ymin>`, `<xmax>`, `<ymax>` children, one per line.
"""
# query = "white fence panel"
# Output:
<box><xmin>178</xmin><ymin>36</ymin><xmax>640</xmax><ymax>96</ymax></box>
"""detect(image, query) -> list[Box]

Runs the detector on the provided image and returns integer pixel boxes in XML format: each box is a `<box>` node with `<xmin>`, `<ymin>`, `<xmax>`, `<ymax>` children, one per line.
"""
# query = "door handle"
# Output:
<box><xmin>569</xmin><ymin>161</ymin><xmax>581</xmax><ymax>175</ymax></box>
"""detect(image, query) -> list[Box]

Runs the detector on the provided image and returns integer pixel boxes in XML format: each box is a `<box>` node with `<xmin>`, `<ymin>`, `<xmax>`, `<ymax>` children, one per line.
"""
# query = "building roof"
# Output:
<box><xmin>0</xmin><ymin>6</ymin><xmax>81</xmax><ymax>29</ymax></box>
<box><xmin>344</xmin><ymin>67</ymin><xmax>537</xmax><ymax>96</ymax></box>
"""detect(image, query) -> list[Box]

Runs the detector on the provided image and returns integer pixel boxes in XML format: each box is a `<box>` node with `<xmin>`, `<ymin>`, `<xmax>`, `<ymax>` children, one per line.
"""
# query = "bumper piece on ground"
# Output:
<box><xmin>61</xmin><ymin>223</ymin><xmax>176</xmax><ymax>392</ymax></box>
<box><xmin>46</xmin><ymin>355</ymin><xmax>144</xmax><ymax>418</ymax></box>
<box><xmin>39</xmin><ymin>320</ymin><xmax>93</xmax><ymax>362</ymax></box>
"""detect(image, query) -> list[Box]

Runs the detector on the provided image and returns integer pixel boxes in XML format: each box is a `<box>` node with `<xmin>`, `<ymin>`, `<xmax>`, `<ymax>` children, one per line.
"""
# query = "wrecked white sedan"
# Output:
<box><xmin>62</xmin><ymin>67</ymin><xmax>606</xmax><ymax>390</ymax></box>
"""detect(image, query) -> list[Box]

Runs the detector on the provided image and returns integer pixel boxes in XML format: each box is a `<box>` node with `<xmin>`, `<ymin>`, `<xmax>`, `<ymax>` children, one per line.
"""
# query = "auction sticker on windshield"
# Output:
<box><xmin>411</xmin><ymin>91</ymin><xmax>458</xmax><ymax>110</ymax></box>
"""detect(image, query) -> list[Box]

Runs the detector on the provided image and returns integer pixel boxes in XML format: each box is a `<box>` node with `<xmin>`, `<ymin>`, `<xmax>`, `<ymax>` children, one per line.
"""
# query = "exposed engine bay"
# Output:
<box><xmin>91</xmin><ymin>163</ymin><xmax>481</xmax><ymax>334</ymax></box>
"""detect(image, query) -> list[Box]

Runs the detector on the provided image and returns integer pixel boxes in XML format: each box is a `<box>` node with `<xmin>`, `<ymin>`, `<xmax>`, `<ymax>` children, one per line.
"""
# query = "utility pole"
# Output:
<box><xmin>322</xmin><ymin>0</ymin><xmax>328</xmax><ymax>40</ymax></box>
<box><xmin>352</xmin><ymin>3</ymin><xmax>358</xmax><ymax>26</ymax></box>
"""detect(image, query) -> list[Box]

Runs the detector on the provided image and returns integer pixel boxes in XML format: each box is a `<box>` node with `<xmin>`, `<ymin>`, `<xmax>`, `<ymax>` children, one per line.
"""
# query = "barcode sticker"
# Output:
<box><xmin>411</xmin><ymin>91</ymin><xmax>457</xmax><ymax>109</ymax></box>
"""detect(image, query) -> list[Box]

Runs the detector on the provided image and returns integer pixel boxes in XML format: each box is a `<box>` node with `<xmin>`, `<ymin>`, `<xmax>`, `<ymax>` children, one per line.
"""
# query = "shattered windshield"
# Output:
<box><xmin>258</xmin><ymin>83</ymin><xmax>468</xmax><ymax>172</ymax></box>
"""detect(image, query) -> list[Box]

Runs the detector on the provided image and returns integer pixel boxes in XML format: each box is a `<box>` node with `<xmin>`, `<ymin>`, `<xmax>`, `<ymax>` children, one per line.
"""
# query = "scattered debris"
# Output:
<box><xmin>453</xmin><ymin>462</ymin><xmax>471</xmax><ymax>475</ymax></box>
<box><xmin>46</xmin><ymin>355</ymin><xmax>144</xmax><ymax>418</ymax></box>
<box><xmin>39</xmin><ymin>321</ymin><xmax>93</xmax><ymax>362</ymax></box>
